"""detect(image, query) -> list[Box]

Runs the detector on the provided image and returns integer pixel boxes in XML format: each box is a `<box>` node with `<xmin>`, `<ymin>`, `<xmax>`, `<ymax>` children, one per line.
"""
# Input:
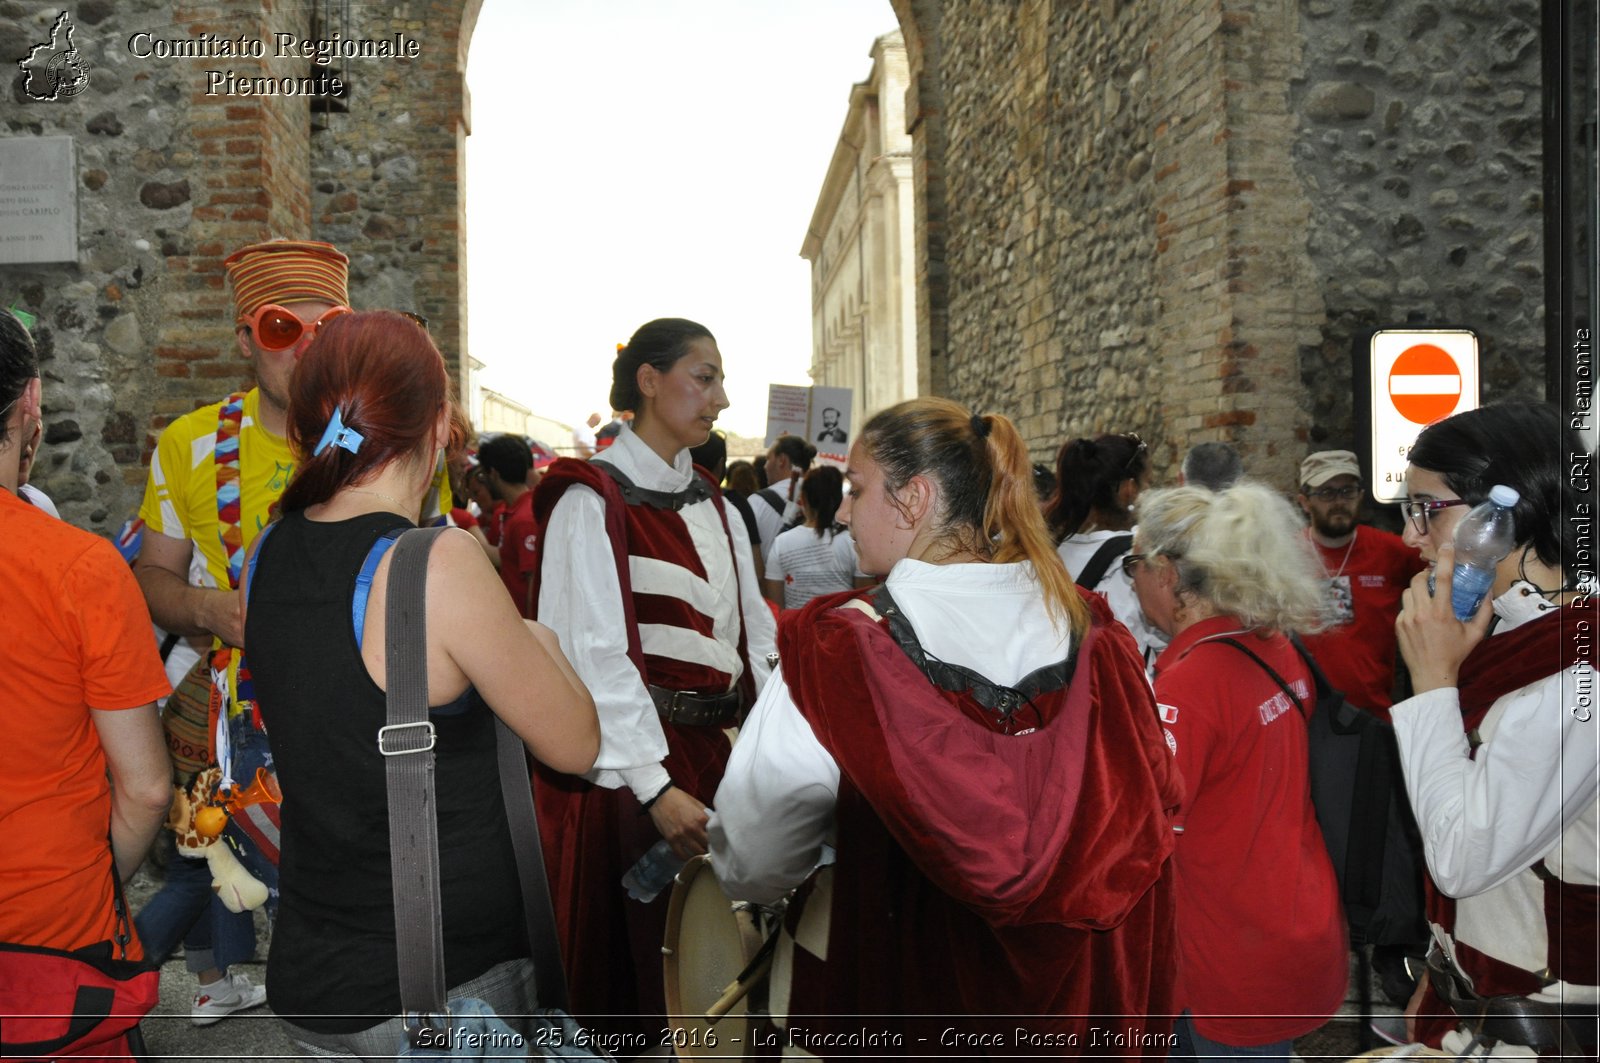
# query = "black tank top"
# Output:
<box><xmin>247</xmin><ymin>510</ymin><xmax>526</xmax><ymax>1033</ymax></box>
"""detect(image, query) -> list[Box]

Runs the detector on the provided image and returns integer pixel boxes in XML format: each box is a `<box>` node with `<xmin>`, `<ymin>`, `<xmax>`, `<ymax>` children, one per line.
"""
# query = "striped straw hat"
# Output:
<box><xmin>223</xmin><ymin>239</ymin><xmax>350</xmax><ymax>326</ymax></box>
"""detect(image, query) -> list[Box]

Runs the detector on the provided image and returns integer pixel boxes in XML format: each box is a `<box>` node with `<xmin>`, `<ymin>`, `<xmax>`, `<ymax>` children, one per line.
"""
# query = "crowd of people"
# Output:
<box><xmin>0</xmin><ymin>234</ymin><xmax>1595</xmax><ymax>1062</ymax></box>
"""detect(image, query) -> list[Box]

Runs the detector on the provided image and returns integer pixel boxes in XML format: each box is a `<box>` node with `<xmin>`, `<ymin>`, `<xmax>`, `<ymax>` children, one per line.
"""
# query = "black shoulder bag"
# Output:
<box><xmin>1211</xmin><ymin>635</ymin><xmax>1424</xmax><ymax>949</ymax></box>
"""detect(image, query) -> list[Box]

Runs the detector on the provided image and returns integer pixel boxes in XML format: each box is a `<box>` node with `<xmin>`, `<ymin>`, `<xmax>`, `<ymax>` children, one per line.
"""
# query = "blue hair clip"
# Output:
<box><xmin>313</xmin><ymin>406</ymin><xmax>364</xmax><ymax>457</ymax></box>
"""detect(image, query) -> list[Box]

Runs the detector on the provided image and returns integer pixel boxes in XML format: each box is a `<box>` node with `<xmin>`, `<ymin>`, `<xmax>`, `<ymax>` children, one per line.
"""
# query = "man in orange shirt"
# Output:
<box><xmin>0</xmin><ymin>309</ymin><xmax>171</xmax><ymax>959</ymax></box>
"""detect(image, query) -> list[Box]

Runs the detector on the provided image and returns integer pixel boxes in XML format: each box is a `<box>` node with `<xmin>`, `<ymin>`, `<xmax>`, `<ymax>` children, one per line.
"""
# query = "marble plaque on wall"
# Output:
<box><xmin>0</xmin><ymin>136</ymin><xmax>77</xmax><ymax>265</ymax></box>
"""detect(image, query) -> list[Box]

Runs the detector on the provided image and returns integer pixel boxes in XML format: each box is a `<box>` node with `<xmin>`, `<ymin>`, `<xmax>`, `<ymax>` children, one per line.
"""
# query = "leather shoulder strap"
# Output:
<box><xmin>382</xmin><ymin>525</ymin><xmax>572</xmax><ymax>1029</ymax></box>
<box><xmin>869</xmin><ymin>583</ymin><xmax>1080</xmax><ymax>730</ymax></box>
<box><xmin>598</xmin><ymin>462</ymin><xmax>711</xmax><ymax>511</ymax></box>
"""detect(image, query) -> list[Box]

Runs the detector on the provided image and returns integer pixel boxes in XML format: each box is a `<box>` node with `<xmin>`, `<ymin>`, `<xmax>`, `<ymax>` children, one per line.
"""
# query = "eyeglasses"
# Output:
<box><xmin>1120</xmin><ymin>552</ymin><xmax>1150</xmax><ymax>577</ymax></box>
<box><xmin>1306</xmin><ymin>484</ymin><xmax>1362</xmax><ymax>502</ymax></box>
<box><xmin>1398</xmin><ymin>498</ymin><xmax>1469</xmax><ymax>534</ymax></box>
<box><xmin>396</xmin><ymin>311</ymin><xmax>428</xmax><ymax>331</ymax></box>
<box><xmin>243</xmin><ymin>303</ymin><xmax>352</xmax><ymax>352</ymax></box>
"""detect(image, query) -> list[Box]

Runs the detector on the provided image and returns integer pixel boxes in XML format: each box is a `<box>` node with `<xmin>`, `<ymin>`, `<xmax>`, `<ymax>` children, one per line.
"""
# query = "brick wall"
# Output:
<box><xmin>0</xmin><ymin>1</ymin><xmax>476</xmax><ymax>530</ymax></box>
<box><xmin>309</xmin><ymin>0</ymin><xmax>481</xmax><ymax>391</ymax></box>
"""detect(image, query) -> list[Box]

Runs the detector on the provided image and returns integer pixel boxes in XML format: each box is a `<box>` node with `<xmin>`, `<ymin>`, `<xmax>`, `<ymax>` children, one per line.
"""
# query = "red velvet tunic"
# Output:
<box><xmin>529</xmin><ymin>457</ymin><xmax>754</xmax><ymax>1037</ymax></box>
<box><xmin>1410</xmin><ymin>598</ymin><xmax>1600</xmax><ymax>1050</ymax></box>
<box><xmin>772</xmin><ymin>589</ymin><xmax>1182</xmax><ymax>1055</ymax></box>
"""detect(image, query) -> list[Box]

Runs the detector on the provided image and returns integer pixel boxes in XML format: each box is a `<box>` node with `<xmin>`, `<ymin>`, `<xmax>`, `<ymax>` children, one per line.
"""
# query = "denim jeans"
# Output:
<box><xmin>1172</xmin><ymin>1011</ymin><xmax>1296</xmax><ymax>1063</ymax></box>
<box><xmin>278</xmin><ymin>957</ymin><xmax>538</xmax><ymax>1060</ymax></box>
<box><xmin>133</xmin><ymin>834</ymin><xmax>257</xmax><ymax>974</ymax></box>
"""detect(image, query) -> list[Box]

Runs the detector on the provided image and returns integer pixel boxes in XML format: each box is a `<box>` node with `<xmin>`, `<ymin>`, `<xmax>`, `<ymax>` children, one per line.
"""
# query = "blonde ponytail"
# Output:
<box><xmin>981</xmin><ymin>414</ymin><xmax>1089</xmax><ymax>634</ymax></box>
<box><xmin>859</xmin><ymin>400</ymin><xmax>1090</xmax><ymax>637</ymax></box>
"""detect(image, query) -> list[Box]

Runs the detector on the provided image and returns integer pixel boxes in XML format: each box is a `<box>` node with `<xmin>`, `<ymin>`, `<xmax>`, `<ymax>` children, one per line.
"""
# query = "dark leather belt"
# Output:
<box><xmin>648</xmin><ymin>684</ymin><xmax>740</xmax><ymax>727</ymax></box>
<box><xmin>1426</xmin><ymin>946</ymin><xmax>1599</xmax><ymax>1053</ymax></box>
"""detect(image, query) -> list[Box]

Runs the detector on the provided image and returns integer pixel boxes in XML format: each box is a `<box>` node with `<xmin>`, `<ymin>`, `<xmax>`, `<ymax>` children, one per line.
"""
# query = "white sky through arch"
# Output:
<box><xmin>466</xmin><ymin>0</ymin><xmax>899</xmax><ymax>439</ymax></box>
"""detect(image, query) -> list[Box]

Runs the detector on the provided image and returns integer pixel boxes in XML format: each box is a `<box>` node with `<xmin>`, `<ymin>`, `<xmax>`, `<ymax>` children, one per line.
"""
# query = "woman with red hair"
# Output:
<box><xmin>243</xmin><ymin>310</ymin><xmax>599</xmax><ymax>1057</ymax></box>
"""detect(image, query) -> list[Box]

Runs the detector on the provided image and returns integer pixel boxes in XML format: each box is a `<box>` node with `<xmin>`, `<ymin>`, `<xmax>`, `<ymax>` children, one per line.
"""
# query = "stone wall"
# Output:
<box><xmin>1291</xmin><ymin>0</ymin><xmax>1546</xmax><ymax>446</ymax></box>
<box><xmin>309</xmin><ymin>1</ymin><xmax>479</xmax><ymax>390</ymax></box>
<box><xmin>0</xmin><ymin>0</ymin><xmax>475</xmax><ymax>532</ymax></box>
<box><xmin>892</xmin><ymin>0</ymin><xmax>1547</xmax><ymax>487</ymax></box>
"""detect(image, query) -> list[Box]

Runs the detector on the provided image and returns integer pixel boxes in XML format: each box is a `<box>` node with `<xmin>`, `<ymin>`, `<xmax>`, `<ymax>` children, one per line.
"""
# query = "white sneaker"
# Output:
<box><xmin>191</xmin><ymin>970</ymin><xmax>268</xmax><ymax>1026</ymax></box>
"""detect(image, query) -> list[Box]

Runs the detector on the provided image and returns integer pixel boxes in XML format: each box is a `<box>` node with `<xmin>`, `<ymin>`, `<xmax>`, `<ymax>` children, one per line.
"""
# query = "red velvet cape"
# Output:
<box><xmin>527</xmin><ymin>457</ymin><xmax>752</xmax><ymax>1036</ymax></box>
<box><xmin>776</xmin><ymin>589</ymin><xmax>1181</xmax><ymax>1054</ymax></box>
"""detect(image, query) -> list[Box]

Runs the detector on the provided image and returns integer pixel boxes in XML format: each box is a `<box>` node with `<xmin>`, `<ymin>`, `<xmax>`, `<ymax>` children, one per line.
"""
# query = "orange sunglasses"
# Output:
<box><xmin>242</xmin><ymin>303</ymin><xmax>353</xmax><ymax>352</ymax></box>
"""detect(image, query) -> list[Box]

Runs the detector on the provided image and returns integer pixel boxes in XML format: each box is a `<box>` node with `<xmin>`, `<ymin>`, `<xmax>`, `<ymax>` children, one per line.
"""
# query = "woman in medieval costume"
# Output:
<box><xmin>1392</xmin><ymin>400</ymin><xmax>1598</xmax><ymax>1057</ymax></box>
<box><xmin>531</xmin><ymin>318</ymin><xmax>776</xmax><ymax>1035</ymax></box>
<box><xmin>710</xmin><ymin>397</ymin><xmax>1180</xmax><ymax>1053</ymax></box>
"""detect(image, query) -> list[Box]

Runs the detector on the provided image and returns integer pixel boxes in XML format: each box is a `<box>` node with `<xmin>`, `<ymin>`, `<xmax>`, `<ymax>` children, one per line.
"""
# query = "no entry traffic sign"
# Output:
<box><xmin>1370</xmin><ymin>329</ymin><xmax>1479</xmax><ymax>503</ymax></box>
<box><xmin>1388</xmin><ymin>343</ymin><xmax>1464</xmax><ymax>424</ymax></box>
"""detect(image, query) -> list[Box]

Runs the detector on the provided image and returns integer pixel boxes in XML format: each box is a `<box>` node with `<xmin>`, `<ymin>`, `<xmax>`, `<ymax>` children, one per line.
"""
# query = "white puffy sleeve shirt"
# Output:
<box><xmin>1391</xmin><ymin>582</ymin><xmax>1599</xmax><ymax>1009</ymax></box>
<box><xmin>710</xmin><ymin>559</ymin><xmax>1072</xmax><ymax>903</ymax></box>
<box><xmin>538</xmin><ymin>425</ymin><xmax>775</xmax><ymax>802</ymax></box>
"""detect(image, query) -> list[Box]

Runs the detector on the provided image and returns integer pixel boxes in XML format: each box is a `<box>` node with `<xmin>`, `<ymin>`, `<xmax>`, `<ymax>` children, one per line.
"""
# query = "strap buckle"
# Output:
<box><xmin>402</xmin><ymin>1008</ymin><xmax>450</xmax><ymax>1048</ymax></box>
<box><xmin>378</xmin><ymin>721</ymin><xmax>437</xmax><ymax>757</ymax></box>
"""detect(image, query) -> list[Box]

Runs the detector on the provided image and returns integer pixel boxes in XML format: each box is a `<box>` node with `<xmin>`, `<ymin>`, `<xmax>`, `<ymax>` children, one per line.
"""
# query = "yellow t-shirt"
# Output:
<box><xmin>138</xmin><ymin>388</ymin><xmax>452</xmax><ymax>719</ymax></box>
<box><xmin>138</xmin><ymin>386</ymin><xmax>453</xmax><ymax>593</ymax></box>
<box><xmin>138</xmin><ymin>389</ymin><xmax>293</xmax><ymax>589</ymax></box>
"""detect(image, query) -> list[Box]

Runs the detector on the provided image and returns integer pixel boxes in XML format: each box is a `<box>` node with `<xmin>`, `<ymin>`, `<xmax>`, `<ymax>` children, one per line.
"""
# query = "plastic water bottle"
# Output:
<box><xmin>1446</xmin><ymin>484</ymin><xmax>1520</xmax><ymax>620</ymax></box>
<box><xmin>621</xmin><ymin>840</ymin><xmax>685</xmax><ymax>903</ymax></box>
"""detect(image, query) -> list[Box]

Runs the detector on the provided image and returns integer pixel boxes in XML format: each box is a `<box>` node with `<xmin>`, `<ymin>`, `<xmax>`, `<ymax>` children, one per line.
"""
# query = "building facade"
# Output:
<box><xmin>801</xmin><ymin>31</ymin><xmax>921</xmax><ymax>428</ymax></box>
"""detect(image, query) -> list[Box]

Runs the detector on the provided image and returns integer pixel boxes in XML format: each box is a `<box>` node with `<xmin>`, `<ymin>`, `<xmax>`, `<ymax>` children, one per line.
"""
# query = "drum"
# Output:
<box><xmin>662</xmin><ymin>855</ymin><xmax>770</xmax><ymax>1058</ymax></box>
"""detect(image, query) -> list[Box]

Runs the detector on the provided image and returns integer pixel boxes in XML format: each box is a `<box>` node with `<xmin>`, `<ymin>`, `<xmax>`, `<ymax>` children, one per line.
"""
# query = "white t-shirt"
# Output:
<box><xmin>751</xmin><ymin>485</ymin><xmax>800</xmax><ymax>556</ymax></box>
<box><xmin>765</xmin><ymin>525</ymin><xmax>861</xmax><ymax>609</ymax></box>
<box><xmin>1057</xmin><ymin>529</ymin><xmax>1167</xmax><ymax>672</ymax></box>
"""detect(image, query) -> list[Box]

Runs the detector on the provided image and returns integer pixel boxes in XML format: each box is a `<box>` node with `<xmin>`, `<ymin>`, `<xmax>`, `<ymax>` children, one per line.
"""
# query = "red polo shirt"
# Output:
<box><xmin>1153</xmin><ymin>615</ymin><xmax>1347</xmax><ymax>1045</ymax></box>
<box><xmin>1300</xmin><ymin>526</ymin><xmax>1425</xmax><ymax>719</ymax></box>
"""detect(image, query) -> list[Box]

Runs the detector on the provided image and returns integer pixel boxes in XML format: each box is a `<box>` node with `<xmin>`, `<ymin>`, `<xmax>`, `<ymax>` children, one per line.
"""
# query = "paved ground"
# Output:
<box><xmin>126</xmin><ymin>858</ymin><xmax>1401</xmax><ymax>1061</ymax></box>
<box><xmin>127</xmin><ymin>861</ymin><xmax>297</xmax><ymax>1061</ymax></box>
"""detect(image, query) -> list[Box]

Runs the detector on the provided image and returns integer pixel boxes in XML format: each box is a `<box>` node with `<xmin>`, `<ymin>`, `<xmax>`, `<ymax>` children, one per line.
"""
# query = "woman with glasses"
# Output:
<box><xmin>711</xmin><ymin>398</ymin><xmax>1181</xmax><ymax>1047</ymax></box>
<box><xmin>1127</xmin><ymin>481</ymin><xmax>1346</xmax><ymax>1060</ymax></box>
<box><xmin>242</xmin><ymin>311</ymin><xmax>599</xmax><ymax>1057</ymax></box>
<box><xmin>1389</xmin><ymin>401</ymin><xmax>1597</xmax><ymax>1056</ymax></box>
<box><xmin>1047</xmin><ymin>432</ymin><xmax>1167</xmax><ymax>670</ymax></box>
<box><xmin>530</xmin><ymin>318</ymin><xmax>777</xmax><ymax>1037</ymax></box>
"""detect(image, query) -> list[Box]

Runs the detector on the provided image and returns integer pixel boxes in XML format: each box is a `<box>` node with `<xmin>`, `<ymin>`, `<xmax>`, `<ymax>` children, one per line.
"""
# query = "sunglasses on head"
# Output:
<box><xmin>243</xmin><ymin>303</ymin><xmax>353</xmax><ymax>352</ymax></box>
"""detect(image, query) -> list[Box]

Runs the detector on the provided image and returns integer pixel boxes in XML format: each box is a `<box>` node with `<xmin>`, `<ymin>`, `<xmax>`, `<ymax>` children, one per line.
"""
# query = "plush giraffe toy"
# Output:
<box><xmin>166</xmin><ymin>766</ymin><xmax>269</xmax><ymax>913</ymax></box>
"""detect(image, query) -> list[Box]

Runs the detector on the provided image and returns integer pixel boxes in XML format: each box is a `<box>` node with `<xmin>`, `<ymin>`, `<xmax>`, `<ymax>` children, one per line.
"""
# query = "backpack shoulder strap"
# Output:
<box><xmin>1074</xmin><ymin>533</ymin><xmax>1134</xmax><ymax>590</ymax></box>
<box><xmin>869</xmin><ymin>584</ymin><xmax>1080</xmax><ymax>728</ymax></box>
<box><xmin>351</xmin><ymin>528</ymin><xmax>408</xmax><ymax>652</ymax></box>
<box><xmin>756</xmin><ymin>487</ymin><xmax>787</xmax><ymax>515</ymax></box>
<box><xmin>1209</xmin><ymin>636</ymin><xmax>1308</xmax><ymax>720</ymax></box>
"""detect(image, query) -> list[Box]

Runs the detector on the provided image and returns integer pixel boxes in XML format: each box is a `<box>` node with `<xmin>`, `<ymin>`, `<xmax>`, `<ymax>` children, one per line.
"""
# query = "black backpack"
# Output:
<box><xmin>1212</xmin><ymin>636</ymin><xmax>1425</xmax><ymax>948</ymax></box>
